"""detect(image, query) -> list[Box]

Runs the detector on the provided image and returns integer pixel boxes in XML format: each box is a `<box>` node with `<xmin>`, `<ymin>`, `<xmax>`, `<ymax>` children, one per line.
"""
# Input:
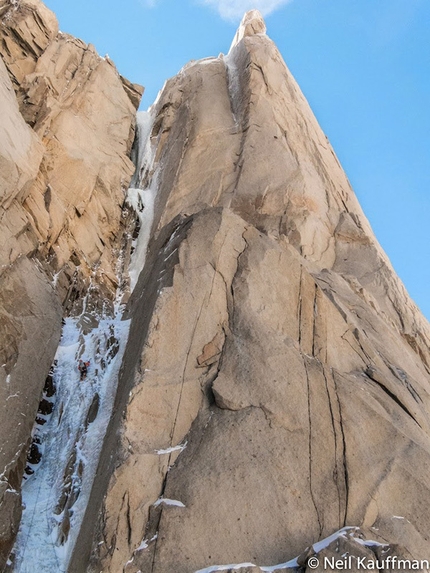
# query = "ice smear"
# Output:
<box><xmin>127</xmin><ymin>110</ymin><xmax>158</xmax><ymax>292</ymax></box>
<box><xmin>52</xmin><ymin>270</ymin><xmax>61</xmax><ymax>287</ymax></box>
<box><xmin>194</xmin><ymin>527</ymin><xmax>389</xmax><ymax>573</ymax></box>
<box><xmin>127</xmin><ymin>186</ymin><xmax>157</xmax><ymax>290</ymax></box>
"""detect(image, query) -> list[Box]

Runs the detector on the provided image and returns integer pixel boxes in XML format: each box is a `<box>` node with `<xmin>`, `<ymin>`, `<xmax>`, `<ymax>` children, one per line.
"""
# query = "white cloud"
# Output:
<box><xmin>198</xmin><ymin>0</ymin><xmax>292</xmax><ymax>22</ymax></box>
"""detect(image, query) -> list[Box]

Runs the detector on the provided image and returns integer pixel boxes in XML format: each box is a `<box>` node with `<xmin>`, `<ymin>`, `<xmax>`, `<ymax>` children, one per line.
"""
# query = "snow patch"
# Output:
<box><xmin>136</xmin><ymin>539</ymin><xmax>148</xmax><ymax>552</ymax></box>
<box><xmin>153</xmin><ymin>498</ymin><xmax>186</xmax><ymax>508</ymax></box>
<box><xmin>194</xmin><ymin>527</ymin><xmax>390</xmax><ymax>573</ymax></box>
<box><xmin>196</xmin><ymin>564</ymin><xmax>257</xmax><ymax>573</ymax></box>
<box><xmin>137</xmin><ymin>533</ymin><xmax>157</xmax><ymax>552</ymax></box>
<box><xmin>125</xmin><ymin>533</ymin><xmax>157</xmax><ymax>569</ymax></box>
<box><xmin>355</xmin><ymin>537</ymin><xmax>389</xmax><ymax>549</ymax></box>
<box><xmin>155</xmin><ymin>441</ymin><xmax>187</xmax><ymax>455</ymax></box>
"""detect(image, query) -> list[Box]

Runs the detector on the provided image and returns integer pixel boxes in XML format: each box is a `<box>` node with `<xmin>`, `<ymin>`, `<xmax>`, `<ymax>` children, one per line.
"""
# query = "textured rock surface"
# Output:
<box><xmin>2</xmin><ymin>4</ymin><xmax>430</xmax><ymax>573</ymax></box>
<box><xmin>0</xmin><ymin>257</ymin><xmax>62</xmax><ymax>567</ymax></box>
<box><xmin>0</xmin><ymin>0</ymin><xmax>142</xmax><ymax>567</ymax></box>
<box><xmin>0</xmin><ymin>0</ymin><xmax>143</xmax><ymax>299</ymax></box>
<box><xmin>74</xmin><ymin>10</ymin><xmax>430</xmax><ymax>573</ymax></box>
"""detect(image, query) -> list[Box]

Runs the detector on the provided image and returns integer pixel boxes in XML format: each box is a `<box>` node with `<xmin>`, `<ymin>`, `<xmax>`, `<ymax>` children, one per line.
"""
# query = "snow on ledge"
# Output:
<box><xmin>196</xmin><ymin>564</ymin><xmax>258</xmax><ymax>573</ymax></box>
<box><xmin>194</xmin><ymin>527</ymin><xmax>390</xmax><ymax>573</ymax></box>
<box><xmin>153</xmin><ymin>498</ymin><xmax>186</xmax><ymax>508</ymax></box>
<box><xmin>155</xmin><ymin>441</ymin><xmax>187</xmax><ymax>455</ymax></box>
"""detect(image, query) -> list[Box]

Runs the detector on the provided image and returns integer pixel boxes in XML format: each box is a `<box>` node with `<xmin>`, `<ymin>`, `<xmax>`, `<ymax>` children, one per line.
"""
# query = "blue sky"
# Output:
<box><xmin>44</xmin><ymin>0</ymin><xmax>430</xmax><ymax>320</ymax></box>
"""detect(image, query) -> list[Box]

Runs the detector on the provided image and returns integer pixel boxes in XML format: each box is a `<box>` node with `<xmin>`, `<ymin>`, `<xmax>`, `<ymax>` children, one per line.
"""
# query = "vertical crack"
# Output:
<box><xmin>150</xmin><ymin>516</ymin><xmax>160</xmax><ymax>573</ymax></box>
<box><xmin>332</xmin><ymin>369</ymin><xmax>349</xmax><ymax>526</ymax></box>
<box><xmin>311</xmin><ymin>285</ymin><xmax>318</xmax><ymax>357</ymax></box>
<box><xmin>297</xmin><ymin>267</ymin><xmax>303</xmax><ymax>346</ymax></box>
<box><xmin>148</xmin><ymin>466</ymin><xmax>170</xmax><ymax>573</ymax></box>
<box><xmin>322</xmin><ymin>367</ymin><xmax>343</xmax><ymax>529</ymax></box>
<box><xmin>168</xmin><ymin>313</ymin><xmax>200</xmax><ymax>442</ymax></box>
<box><xmin>304</xmin><ymin>359</ymin><xmax>323</xmax><ymax>537</ymax></box>
<box><xmin>126</xmin><ymin>493</ymin><xmax>132</xmax><ymax>547</ymax></box>
<box><xmin>351</xmin><ymin>328</ymin><xmax>372</xmax><ymax>363</ymax></box>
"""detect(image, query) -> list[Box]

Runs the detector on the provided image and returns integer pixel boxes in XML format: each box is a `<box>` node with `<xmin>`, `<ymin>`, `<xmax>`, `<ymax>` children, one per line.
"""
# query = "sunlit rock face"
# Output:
<box><xmin>0</xmin><ymin>0</ymin><xmax>142</xmax><ymax>567</ymax></box>
<box><xmin>2</xmin><ymin>4</ymin><xmax>430</xmax><ymax>573</ymax></box>
<box><xmin>0</xmin><ymin>0</ymin><xmax>143</xmax><ymax>298</ymax></box>
<box><xmin>64</xmin><ymin>9</ymin><xmax>430</xmax><ymax>573</ymax></box>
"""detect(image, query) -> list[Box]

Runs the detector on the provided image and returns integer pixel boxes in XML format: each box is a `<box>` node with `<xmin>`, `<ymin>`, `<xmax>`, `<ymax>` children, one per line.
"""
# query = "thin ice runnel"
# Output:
<box><xmin>222</xmin><ymin>51</ymin><xmax>241</xmax><ymax>127</ymax></box>
<box><xmin>126</xmin><ymin>107</ymin><xmax>158</xmax><ymax>291</ymax></box>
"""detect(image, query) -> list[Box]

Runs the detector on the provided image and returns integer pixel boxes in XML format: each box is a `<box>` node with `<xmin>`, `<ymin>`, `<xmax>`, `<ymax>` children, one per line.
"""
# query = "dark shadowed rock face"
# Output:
<box><xmin>65</xmin><ymin>9</ymin><xmax>430</xmax><ymax>573</ymax></box>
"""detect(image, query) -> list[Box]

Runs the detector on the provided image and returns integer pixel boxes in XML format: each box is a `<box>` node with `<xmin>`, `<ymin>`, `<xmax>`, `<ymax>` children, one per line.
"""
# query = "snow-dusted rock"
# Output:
<box><xmin>0</xmin><ymin>0</ymin><xmax>142</xmax><ymax>567</ymax></box>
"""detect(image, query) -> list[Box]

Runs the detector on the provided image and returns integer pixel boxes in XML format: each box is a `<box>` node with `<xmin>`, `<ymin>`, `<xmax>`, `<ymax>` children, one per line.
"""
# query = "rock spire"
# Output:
<box><xmin>71</xmin><ymin>9</ymin><xmax>430</xmax><ymax>573</ymax></box>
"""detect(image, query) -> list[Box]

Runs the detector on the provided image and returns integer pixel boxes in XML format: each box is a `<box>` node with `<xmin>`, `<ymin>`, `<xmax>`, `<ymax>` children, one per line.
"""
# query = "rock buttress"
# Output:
<box><xmin>75</xmin><ymin>10</ymin><xmax>430</xmax><ymax>573</ymax></box>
